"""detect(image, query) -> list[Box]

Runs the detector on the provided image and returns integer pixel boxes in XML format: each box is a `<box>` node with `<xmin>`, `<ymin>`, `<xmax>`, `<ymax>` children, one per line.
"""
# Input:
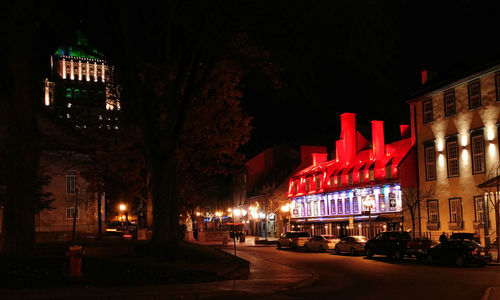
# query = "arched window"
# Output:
<box><xmin>73</xmin><ymin>89</ymin><xmax>80</xmax><ymax>100</ymax></box>
<box><xmin>66</xmin><ymin>88</ymin><xmax>72</xmax><ymax>98</ymax></box>
<box><xmin>82</xmin><ymin>90</ymin><xmax>88</xmax><ymax>100</ymax></box>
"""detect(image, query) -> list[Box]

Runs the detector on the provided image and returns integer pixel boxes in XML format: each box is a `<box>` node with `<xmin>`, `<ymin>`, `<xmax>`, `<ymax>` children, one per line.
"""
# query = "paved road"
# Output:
<box><xmin>223</xmin><ymin>245</ymin><xmax>500</xmax><ymax>300</ymax></box>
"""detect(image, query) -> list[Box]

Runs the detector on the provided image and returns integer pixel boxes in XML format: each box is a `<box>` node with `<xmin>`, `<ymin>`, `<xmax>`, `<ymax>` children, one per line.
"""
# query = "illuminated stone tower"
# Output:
<box><xmin>43</xmin><ymin>31</ymin><xmax>120</xmax><ymax>132</ymax></box>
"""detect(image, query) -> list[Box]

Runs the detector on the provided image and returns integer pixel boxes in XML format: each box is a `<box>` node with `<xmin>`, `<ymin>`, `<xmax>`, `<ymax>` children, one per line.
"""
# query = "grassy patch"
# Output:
<box><xmin>0</xmin><ymin>240</ymin><xmax>246</xmax><ymax>288</ymax></box>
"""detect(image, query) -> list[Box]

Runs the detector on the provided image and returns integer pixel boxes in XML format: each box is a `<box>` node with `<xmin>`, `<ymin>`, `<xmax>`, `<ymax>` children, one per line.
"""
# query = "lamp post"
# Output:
<box><xmin>119</xmin><ymin>203</ymin><xmax>127</xmax><ymax>224</ymax></box>
<box><xmin>281</xmin><ymin>203</ymin><xmax>290</xmax><ymax>233</ymax></box>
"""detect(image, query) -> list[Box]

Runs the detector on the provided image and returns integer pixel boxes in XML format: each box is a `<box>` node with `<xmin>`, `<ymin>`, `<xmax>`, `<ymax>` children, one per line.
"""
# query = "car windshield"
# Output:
<box><xmin>322</xmin><ymin>235</ymin><xmax>337</xmax><ymax>240</ymax></box>
<box><xmin>296</xmin><ymin>232</ymin><xmax>310</xmax><ymax>237</ymax></box>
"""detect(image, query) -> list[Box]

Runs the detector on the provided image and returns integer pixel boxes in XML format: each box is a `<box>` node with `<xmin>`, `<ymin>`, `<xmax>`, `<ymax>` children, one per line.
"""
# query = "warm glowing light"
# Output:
<box><xmin>489</xmin><ymin>143</ymin><xmax>496</xmax><ymax>155</ymax></box>
<box><xmin>196</xmin><ymin>212</ymin><xmax>201</xmax><ymax>216</ymax></box>
<box><xmin>62</xmin><ymin>58</ymin><xmax>66</xmax><ymax>79</ymax></box>
<box><xmin>311</xmin><ymin>225</ymin><xmax>315</xmax><ymax>229</ymax></box>
<box><xmin>102</xmin><ymin>63</ymin><xmax>106</xmax><ymax>82</ymax></box>
<box><xmin>227</xmin><ymin>208</ymin><xmax>232</xmax><ymax>212</ymax></box>
<box><xmin>70</xmin><ymin>60</ymin><xmax>74</xmax><ymax>80</ymax></box>
<box><xmin>437</xmin><ymin>140</ymin><xmax>444</xmax><ymax>152</ymax></box>
<box><xmin>259</xmin><ymin>212</ymin><xmax>266</xmax><ymax>219</ymax></box>
<box><xmin>358</xmin><ymin>224</ymin><xmax>361</xmax><ymax>228</ymax></box>
<box><xmin>488</xmin><ymin>129</ymin><xmax>495</xmax><ymax>141</ymax></box>
<box><xmin>438</xmin><ymin>153</ymin><xmax>445</xmax><ymax>168</ymax></box>
<box><xmin>119</xmin><ymin>204</ymin><xmax>126</xmax><ymax>211</ymax></box>
<box><xmin>324</xmin><ymin>225</ymin><xmax>328</xmax><ymax>229</ymax></box>
<box><xmin>461</xmin><ymin>135</ymin><xmax>468</xmax><ymax>147</ymax></box>
<box><xmin>86</xmin><ymin>61</ymin><xmax>90</xmax><ymax>81</ymax></box>
<box><xmin>233</xmin><ymin>209</ymin><xmax>241</xmax><ymax>217</ymax></box>
<box><xmin>281</xmin><ymin>203</ymin><xmax>290</xmax><ymax>212</ymax></box>
<box><xmin>242</xmin><ymin>209</ymin><xmax>247</xmax><ymax>216</ymax></box>
<box><xmin>78</xmin><ymin>61</ymin><xmax>82</xmax><ymax>81</ymax></box>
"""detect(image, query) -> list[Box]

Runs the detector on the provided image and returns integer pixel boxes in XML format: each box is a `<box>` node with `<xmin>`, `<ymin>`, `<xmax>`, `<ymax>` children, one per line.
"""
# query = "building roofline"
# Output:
<box><xmin>406</xmin><ymin>63</ymin><xmax>500</xmax><ymax>104</ymax></box>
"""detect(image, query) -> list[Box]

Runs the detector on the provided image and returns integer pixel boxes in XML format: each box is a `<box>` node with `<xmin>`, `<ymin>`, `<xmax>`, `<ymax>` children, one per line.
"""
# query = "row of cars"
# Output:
<box><xmin>277</xmin><ymin>231</ymin><xmax>492</xmax><ymax>267</ymax></box>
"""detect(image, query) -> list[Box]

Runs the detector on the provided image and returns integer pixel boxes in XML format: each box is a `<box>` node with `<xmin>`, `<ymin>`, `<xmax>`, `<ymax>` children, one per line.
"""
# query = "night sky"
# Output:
<box><xmin>238</xmin><ymin>1</ymin><xmax>500</xmax><ymax>157</ymax></box>
<box><xmin>31</xmin><ymin>1</ymin><xmax>500</xmax><ymax>159</ymax></box>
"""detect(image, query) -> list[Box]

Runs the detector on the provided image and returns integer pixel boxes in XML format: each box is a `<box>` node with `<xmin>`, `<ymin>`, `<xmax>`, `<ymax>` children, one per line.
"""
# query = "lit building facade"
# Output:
<box><xmin>287</xmin><ymin>113</ymin><xmax>417</xmax><ymax>238</ymax></box>
<box><xmin>408</xmin><ymin>64</ymin><xmax>500</xmax><ymax>243</ymax></box>
<box><xmin>43</xmin><ymin>31</ymin><xmax>120</xmax><ymax>132</ymax></box>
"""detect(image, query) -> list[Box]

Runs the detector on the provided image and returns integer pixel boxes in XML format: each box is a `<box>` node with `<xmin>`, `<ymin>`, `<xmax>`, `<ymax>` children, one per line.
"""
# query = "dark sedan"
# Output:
<box><xmin>426</xmin><ymin>240</ymin><xmax>492</xmax><ymax>267</ymax></box>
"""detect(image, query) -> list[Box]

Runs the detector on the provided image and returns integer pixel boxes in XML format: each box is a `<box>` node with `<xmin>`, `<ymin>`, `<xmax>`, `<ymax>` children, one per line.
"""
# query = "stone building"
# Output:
<box><xmin>407</xmin><ymin>64</ymin><xmax>500</xmax><ymax>244</ymax></box>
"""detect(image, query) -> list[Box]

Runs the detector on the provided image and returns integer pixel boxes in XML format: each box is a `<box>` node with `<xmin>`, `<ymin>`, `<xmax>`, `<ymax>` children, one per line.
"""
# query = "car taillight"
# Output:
<box><xmin>471</xmin><ymin>249</ymin><xmax>477</xmax><ymax>255</ymax></box>
<box><xmin>123</xmin><ymin>234</ymin><xmax>132</xmax><ymax>238</ymax></box>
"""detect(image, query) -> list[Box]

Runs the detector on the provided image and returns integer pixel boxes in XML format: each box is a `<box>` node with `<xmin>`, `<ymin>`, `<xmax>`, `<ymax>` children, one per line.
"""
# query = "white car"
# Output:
<box><xmin>304</xmin><ymin>235</ymin><xmax>340</xmax><ymax>252</ymax></box>
<box><xmin>277</xmin><ymin>231</ymin><xmax>311</xmax><ymax>249</ymax></box>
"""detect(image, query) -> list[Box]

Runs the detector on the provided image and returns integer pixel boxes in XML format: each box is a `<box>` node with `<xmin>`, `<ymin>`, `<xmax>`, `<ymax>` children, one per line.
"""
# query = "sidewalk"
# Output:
<box><xmin>2</xmin><ymin>237</ymin><xmax>317</xmax><ymax>299</ymax></box>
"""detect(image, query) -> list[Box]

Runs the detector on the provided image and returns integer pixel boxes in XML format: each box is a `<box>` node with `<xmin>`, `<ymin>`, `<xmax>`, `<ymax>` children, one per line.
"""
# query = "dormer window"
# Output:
<box><xmin>305</xmin><ymin>178</ymin><xmax>310</xmax><ymax>193</ymax></box>
<box><xmin>369</xmin><ymin>168</ymin><xmax>375</xmax><ymax>181</ymax></box>
<box><xmin>337</xmin><ymin>175</ymin><xmax>342</xmax><ymax>187</ymax></box>
<box><xmin>315</xmin><ymin>176</ymin><xmax>321</xmax><ymax>190</ymax></box>
<box><xmin>348</xmin><ymin>173</ymin><xmax>353</xmax><ymax>185</ymax></box>
<box><xmin>385</xmin><ymin>165</ymin><xmax>392</xmax><ymax>179</ymax></box>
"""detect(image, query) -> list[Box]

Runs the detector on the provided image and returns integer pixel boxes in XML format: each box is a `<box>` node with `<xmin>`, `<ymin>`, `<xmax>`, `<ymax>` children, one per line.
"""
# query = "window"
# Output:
<box><xmin>424</xmin><ymin>145</ymin><xmax>436</xmax><ymax>180</ymax></box>
<box><xmin>427</xmin><ymin>200</ymin><xmax>439</xmax><ymax>223</ymax></box>
<box><xmin>73</xmin><ymin>89</ymin><xmax>80</xmax><ymax>100</ymax></box>
<box><xmin>345</xmin><ymin>198</ymin><xmax>350</xmax><ymax>214</ymax></box>
<box><xmin>359</xmin><ymin>171</ymin><xmax>364</xmax><ymax>183</ymax></box>
<box><xmin>369</xmin><ymin>168</ymin><xmax>375</xmax><ymax>181</ymax></box>
<box><xmin>423</xmin><ymin>99</ymin><xmax>433</xmax><ymax>123</ymax></box>
<box><xmin>320</xmin><ymin>200</ymin><xmax>326</xmax><ymax>215</ymax></box>
<box><xmin>389</xmin><ymin>192</ymin><xmax>396</xmax><ymax>211</ymax></box>
<box><xmin>337</xmin><ymin>175</ymin><xmax>342</xmax><ymax>187</ymax></box>
<box><xmin>379</xmin><ymin>194</ymin><xmax>386</xmax><ymax>212</ymax></box>
<box><xmin>307</xmin><ymin>202</ymin><xmax>312</xmax><ymax>216</ymax></box>
<box><xmin>300</xmin><ymin>202</ymin><xmax>305</xmax><ymax>216</ymax></box>
<box><xmin>329</xmin><ymin>176</ymin><xmax>334</xmax><ymax>187</ymax></box>
<box><xmin>66</xmin><ymin>88</ymin><xmax>72</xmax><ymax>98</ymax></box>
<box><xmin>446</xmin><ymin>139</ymin><xmax>459</xmax><ymax>177</ymax></box>
<box><xmin>66</xmin><ymin>207</ymin><xmax>79</xmax><ymax>219</ymax></box>
<box><xmin>471</xmin><ymin>133</ymin><xmax>485</xmax><ymax>174</ymax></box>
<box><xmin>449</xmin><ymin>198</ymin><xmax>463</xmax><ymax>224</ymax></box>
<box><xmin>337</xmin><ymin>199</ymin><xmax>343</xmax><ymax>214</ymax></box>
<box><xmin>385</xmin><ymin>164</ymin><xmax>392</xmax><ymax>179</ymax></box>
<box><xmin>66</xmin><ymin>171</ymin><xmax>77</xmax><ymax>194</ymax></box>
<box><xmin>474</xmin><ymin>196</ymin><xmax>485</xmax><ymax>223</ymax></box>
<box><xmin>496</xmin><ymin>74</ymin><xmax>500</xmax><ymax>102</ymax></box>
<box><xmin>313</xmin><ymin>201</ymin><xmax>319</xmax><ymax>216</ymax></box>
<box><xmin>82</xmin><ymin>90</ymin><xmax>88</xmax><ymax>100</ymax></box>
<box><xmin>353</xmin><ymin>197</ymin><xmax>359</xmax><ymax>213</ymax></box>
<box><xmin>315</xmin><ymin>176</ymin><xmax>321</xmax><ymax>190</ymax></box>
<box><xmin>444</xmin><ymin>90</ymin><xmax>456</xmax><ymax>117</ymax></box>
<box><xmin>468</xmin><ymin>81</ymin><xmax>481</xmax><ymax>109</ymax></box>
<box><xmin>348</xmin><ymin>173</ymin><xmax>353</xmax><ymax>185</ymax></box>
<box><xmin>292</xmin><ymin>181</ymin><xmax>298</xmax><ymax>194</ymax></box>
<box><xmin>330</xmin><ymin>198</ymin><xmax>336</xmax><ymax>214</ymax></box>
<box><xmin>305</xmin><ymin>178</ymin><xmax>310</xmax><ymax>193</ymax></box>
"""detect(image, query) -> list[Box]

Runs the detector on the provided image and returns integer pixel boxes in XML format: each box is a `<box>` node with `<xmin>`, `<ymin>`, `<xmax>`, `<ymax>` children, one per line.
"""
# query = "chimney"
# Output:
<box><xmin>312</xmin><ymin>153</ymin><xmax>328</xmax><ymax>166</ymax></box>
<box><xmin>340</xmin><ymin>113</ymin><xmax>357</xmax><ymax>165</ymax></box>
<box><xmin>421</xmin><ymin>70</ymin><xmax>428</xmax><ymax>85</ymax></box>
<box><xmin>400</xmin><ymin>124</ymin><xmax>410</xmax><ymax>138</ymax></box>
<box><xmin>371</xmin><ymin>120</ymin><xmax>385</xmax><ymax>161</ymax></box>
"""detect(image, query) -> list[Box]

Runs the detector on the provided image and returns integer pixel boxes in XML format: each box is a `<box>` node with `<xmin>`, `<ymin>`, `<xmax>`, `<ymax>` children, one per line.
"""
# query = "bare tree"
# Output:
<box><xmin>402</xmin><ymin>186</ymin><xmax>435</xmax><ymax>238</ymax></box>
<box><xmin>478</xmin><ymin>163</ymin><xmax>500</xmax><ymax>261</ymax></box>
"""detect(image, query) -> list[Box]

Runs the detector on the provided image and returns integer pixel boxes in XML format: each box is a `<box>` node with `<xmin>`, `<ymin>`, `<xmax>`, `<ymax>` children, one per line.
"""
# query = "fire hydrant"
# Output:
<box><xmin>67</xmin><ymin>245</ymin><xmax>84</xmax><ymax>277</ymax></box>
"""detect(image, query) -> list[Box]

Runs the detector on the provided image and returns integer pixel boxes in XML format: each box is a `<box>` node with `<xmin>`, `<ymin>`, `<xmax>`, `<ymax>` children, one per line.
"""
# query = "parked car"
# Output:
<box><xmin>277</xmin><ymin>231</ymin><xmax>311</xmax><ymax>249</ymax></box>
<box><xmin>304</xmin><ymin>235</ymin><xmax>340</xmax><ymax>252</ymax></box>
<box><xmin>105</xmin><ymin>221</ymin><xmax>138</xmax><ymax>239</ymax></box>
<box><xmin>364</xmin><ymin>231</ymin><xmax>431</xmax><ymax>260</ymax></box>
<box><xmin>334</xmin><ymin>236</ymin><xmax>368</xmax><ymax>255</ymax></box>
<box><xmin>426</xmin><ymin>239</ymin><xmax>492</xmax><ymax>267</ymax></box>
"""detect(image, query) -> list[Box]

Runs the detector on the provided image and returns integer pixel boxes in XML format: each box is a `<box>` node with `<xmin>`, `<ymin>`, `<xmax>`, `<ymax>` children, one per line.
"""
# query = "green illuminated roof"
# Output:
<box><xmin>54</xmin><ymin>31</ymin><xmax>106</xmax><ymax>60</ymax></box>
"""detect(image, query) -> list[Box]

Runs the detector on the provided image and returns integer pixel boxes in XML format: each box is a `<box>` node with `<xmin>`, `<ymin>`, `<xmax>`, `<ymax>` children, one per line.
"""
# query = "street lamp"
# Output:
<box><xmin>281</xmin><ymin>203</ymin><xmax>290</xmax><ymax>233</ymax></box>
<box><xmin>119</xmin><ymin>203</ymin><xmax>127</xmax><ymax>223</ymax></box>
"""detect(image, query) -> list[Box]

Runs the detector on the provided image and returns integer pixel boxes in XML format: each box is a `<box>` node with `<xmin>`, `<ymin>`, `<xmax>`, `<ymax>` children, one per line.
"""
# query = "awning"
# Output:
<box><xmin>477</xmin><ymin>174</ymin><xmax>500</xmax><ymax>189</ymax></box>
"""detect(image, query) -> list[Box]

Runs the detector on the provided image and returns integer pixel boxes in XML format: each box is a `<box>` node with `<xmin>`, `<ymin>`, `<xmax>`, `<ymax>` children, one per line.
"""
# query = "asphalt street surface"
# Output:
<box><xmin>225</xmin><ymin>246</ymin><xmax>500</xmax><ymax>300</ymax></box>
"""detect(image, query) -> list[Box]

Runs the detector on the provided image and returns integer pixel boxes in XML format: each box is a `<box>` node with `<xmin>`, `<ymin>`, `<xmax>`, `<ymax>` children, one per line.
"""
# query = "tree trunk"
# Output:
<box><xmin>0</xmin><ymin>29</ymin><xmax>40</xmax><ymax>256</ymax></box>
<box><xmin>410</xmin><ymin>210</ymin><xmax>416</xmax><ymax>239</ymax></box>
<box><xmin>149</xmin><ymin>152</ymin><xmax>179</xmax><ymax>256</ymax></box>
